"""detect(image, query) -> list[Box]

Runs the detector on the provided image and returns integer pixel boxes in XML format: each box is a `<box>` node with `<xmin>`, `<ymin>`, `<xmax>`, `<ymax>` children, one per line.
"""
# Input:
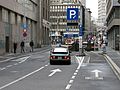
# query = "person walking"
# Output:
<box><xmin>29</xmin><ymin>40</ymin><xmax>34</xmax><ymax>52</ymax></box>
<box><xmin>13</xmin><ymin>42</ymin><xmax>17</xmax><ymax>53</ymax></box>
<box><xmin>20</xmin><ymin>41</ymin><xmax>25</xmax><ymax>53</ymax></box>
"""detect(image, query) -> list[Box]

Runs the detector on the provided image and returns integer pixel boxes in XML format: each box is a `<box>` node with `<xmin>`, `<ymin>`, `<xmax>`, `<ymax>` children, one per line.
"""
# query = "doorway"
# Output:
<box><xmin>5</xmin><ymin>36</ymin><xmax>9</xmax><ymax>52</ymax></box>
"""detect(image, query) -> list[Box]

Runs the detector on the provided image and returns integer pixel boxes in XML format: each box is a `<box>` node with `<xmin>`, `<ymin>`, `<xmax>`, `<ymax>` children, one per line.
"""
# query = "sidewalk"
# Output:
<box><xmin>104</xmin><ymin>47</ymin><xmax>120</xmax><ymax>80</ymax></box>
<box><xmin>0</xmin><ymin>45</ymin><xmax>51</xmax><ymax>63</ymax></box>
<box><xmin>105</xmin><ymin>47</ymin><xmax>120</xmax><ymax>68</ymax></box>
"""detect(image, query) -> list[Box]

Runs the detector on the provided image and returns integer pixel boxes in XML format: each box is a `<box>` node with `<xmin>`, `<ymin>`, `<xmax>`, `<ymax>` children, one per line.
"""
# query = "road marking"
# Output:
<box><xmin>48</xmin><ymin>69</ymin><xmax>62</xmax><ymax>77</ymax></box>
<box><xmin>0</xmin><ymin>57</ymin><xmax>15</xmax><ymax>63</ymax></box>
<box><xmin>0</xmin><ymin>66</ymin><xmax>45</xmax><ymax>90</ymax></box>
<box><xmin>75</xmin><ymin>70</ymin><xmax>78</xmax><ymax>73</ymax></box>
<box><xmin>72</xmin><ymin>76</ymin><xmax>76</xmax><ymax>79</ymax></box>
<box><xmin>65</xmin><ymin>84</ymin><xmax>71</xmax><ymax>90</ymax></box>
<box><xmin>74</xmin><ymin>73</ymin><xmax>77</xmax><ymax>75</ymax></box>
<box><xmin>14</xmin><ymin>63</ymin><xmax>18</xmax><ymax>65</ymax></box>
<box><xmin>91</xmin><ymin>69</ymin><xmax>102</xmax><ymax>78</ymax></box>
<box><xmin>76</xmin><ymin>57</ymin><xmax>84</xmax><ymax>70</ymax></box>
<box><xmin>69</xmin><ymin>80</ymin><xmax>74</xmax><ymax>84</ymax></box>
<box><xmin>6</xmin><ymin>65</ymin><xmax>13</xmax><ymax>68</ymax></box>
<box><xmin>65</xmin><ymin>56</ymin><xmax>84</xmax><ymax>89</ymax></box>
<box><xmin>1</xmin><ymin>68</ymin><xmax>6</xmax><ymax>70</ymax></box>
<box><xmin>45</xmin><ymin>64</ymin><xmax>49</xmax><ymax>67</ymax></box>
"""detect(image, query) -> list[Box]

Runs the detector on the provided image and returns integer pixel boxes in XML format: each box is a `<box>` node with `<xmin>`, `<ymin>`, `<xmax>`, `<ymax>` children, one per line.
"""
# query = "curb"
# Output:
<box><xmin>0</xmin><ymin>46</ymin><xmax>51</xmax><ymax>63</ymax></box>
<box><xmin>104</xmin><ymin>54</ymin><xmax>120</xmax><ymax>80</ymax></box>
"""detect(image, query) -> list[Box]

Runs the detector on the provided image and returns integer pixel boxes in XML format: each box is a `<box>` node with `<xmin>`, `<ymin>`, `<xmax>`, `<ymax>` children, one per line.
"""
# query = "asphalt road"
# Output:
<box><xmin>0</xmin><ymin>50</ymin><xmax>120</xmax><ymax>90</ymax></box>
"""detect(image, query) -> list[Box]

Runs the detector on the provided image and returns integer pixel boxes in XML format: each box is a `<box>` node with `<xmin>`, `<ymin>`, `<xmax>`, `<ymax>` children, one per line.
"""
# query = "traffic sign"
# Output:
<box><xmin>22</xmin><ymin>23</ymin><xmax>28</xmax><ymax>29</ymax></box>
<box><xmin>23</xmin><ymin>32</ymin><xmax>27</xmax><ymax>37</ymax></box>
<box><xmin>67</xmin><ymin>8</ymin><xmax>78</xmax><ymax>20</ymax></box>
<box><xmin>79</xmin><ymin>24</ymin><xmax>83</xmax><ymax>36</ymax></box>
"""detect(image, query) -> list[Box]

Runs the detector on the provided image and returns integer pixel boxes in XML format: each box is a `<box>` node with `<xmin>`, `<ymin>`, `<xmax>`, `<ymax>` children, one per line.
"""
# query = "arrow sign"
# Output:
<box><xmin>49</xmin><ymin>69</ymin><xmax>62</xmax><ymax>77</ymax></box>
<box><xmin>91</xmin><ymin>69</ymin><xmax>102</xmax><ymax>78</ymax></box>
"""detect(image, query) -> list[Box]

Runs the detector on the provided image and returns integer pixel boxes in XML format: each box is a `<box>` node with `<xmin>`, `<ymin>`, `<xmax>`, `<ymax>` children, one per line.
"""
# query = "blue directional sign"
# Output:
<box><xmin>79</xmin><ymin>24</ymin><xmax>83</xmax><ymax>36</ymax></box>
<box><xmin>21</xmin><ymin>23</ymin><xmax>28</xmax><ymax>29</ymax></box>
<box><xmin>67</xmin><ymin>8</ymin><xmax>79</xmax><ymax>20</ymax></box>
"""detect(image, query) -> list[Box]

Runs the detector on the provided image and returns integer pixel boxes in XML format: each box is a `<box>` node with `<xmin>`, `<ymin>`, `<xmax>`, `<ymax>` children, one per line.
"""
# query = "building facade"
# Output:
<box><xmin>98</xmin><ymin>0</ymin><xmax>106</xmax><ymax>32</ymax></box>
<box><xmin>0</xmin><ymin>0</ymin><xmax>50</xmax><ymax>54</ymax></box>
<box><xmin>50</xmin><ymin>1</ymin><xmax>81</xmax><ymax>44</ymax></box>
<box><xmin>0</xmin><ymin>0</ymin><xmax>38</xmax><ymax>54</ymax></box>
<box><xmin>79</xmin><ymin>0</ymin><xmax>86</xmax><ymax>6</ymax></box>
<box><xmin>106</xmin><ymin>0</ymin><xmax>120</xmax><ymax>50</ymax></box>
<box><xmin>37</xmin><ymin>0</ymin><xmax>50</xmax><ymax>47</ymax></box>
<box><xmin>50</xmin><ymin>0</ymin><xmax>91</xmax><ymax>43</ymax></box>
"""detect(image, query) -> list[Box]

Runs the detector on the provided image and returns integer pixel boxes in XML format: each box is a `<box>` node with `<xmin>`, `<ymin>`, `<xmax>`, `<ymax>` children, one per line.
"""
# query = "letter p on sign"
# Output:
<box><xmin>67</xmin><ymin>8</ymin><xmax>78</xmax><ymax>20</ymax></box>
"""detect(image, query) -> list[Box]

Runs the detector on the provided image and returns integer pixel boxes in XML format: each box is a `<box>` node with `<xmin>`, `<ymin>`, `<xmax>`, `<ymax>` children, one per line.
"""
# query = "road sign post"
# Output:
<box><xmin>78</xmin><ymin>24</ymin><xmax>85</xmax><ymax>56</ymax></box>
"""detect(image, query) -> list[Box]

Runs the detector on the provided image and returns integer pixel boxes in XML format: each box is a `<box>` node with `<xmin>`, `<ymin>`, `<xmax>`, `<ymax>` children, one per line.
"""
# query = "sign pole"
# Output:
<box><xmin>78</xmin><ymin>5</ymin><xmax>85</xmax><ymax>56</ymax></box>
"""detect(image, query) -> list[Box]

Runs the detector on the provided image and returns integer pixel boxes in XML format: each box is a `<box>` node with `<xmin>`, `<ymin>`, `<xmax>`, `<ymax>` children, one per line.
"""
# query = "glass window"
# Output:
<box><xmin>17</xmin><ymin>15</ymin><xmax>21</xmax><ymax>24</ymax></box>
<box><xmin>2</xmin><ymin>8</ymin><xmax>8</xmax><ymax>22</ymax></box>
<box><xmin>10</xmin><ymin>12</ymin><xmax>15</xmax><ymax>24</ymax></box>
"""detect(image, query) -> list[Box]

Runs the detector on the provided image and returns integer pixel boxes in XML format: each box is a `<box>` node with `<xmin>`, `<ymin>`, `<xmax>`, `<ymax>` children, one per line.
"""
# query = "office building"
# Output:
<box><xmin>50</xmin><ymin>0</ymin><xmax>91</xmax><ymax>44</ymax></box>
<box><xmin>98</xmin><ymin>0</ymin><xmax>106</xmax><ymax>32</ymax></box>
<box><xmin>0</xmin><ymin>0</ymin><xmax>38</xmax><ymax>54</ymax></box>
<box><xmin>0</xmin><ymin>0</ymin><xmax>50</xmax><ymax>54</ymax></box>
<box><xmin>50</xmin><ymin>0</ymin><xmax>81</xmax><ymax>43</ymax></box>
<box><xmin>106</xmin><ymin>0</ymin><xmax>120</xmax><ymax>50</ymax></box>
<box><xmin>37</xmin><ymin>0</ymin><xmax>50</xmax><ymax>47</ymax></box>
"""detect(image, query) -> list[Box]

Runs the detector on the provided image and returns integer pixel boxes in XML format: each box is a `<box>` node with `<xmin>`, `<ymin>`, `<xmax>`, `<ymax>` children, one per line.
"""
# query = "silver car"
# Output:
<box><xmin>49</xmin><ymin>46</ymin><xmax>71</xmax><ymax>65</ymax></box>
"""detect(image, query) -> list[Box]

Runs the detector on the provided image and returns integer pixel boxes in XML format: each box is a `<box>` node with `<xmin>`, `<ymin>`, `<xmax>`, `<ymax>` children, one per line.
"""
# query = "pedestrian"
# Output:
<box><xmin>13</xmin><ymin>42</ymin><xmax>17</xmax><ymax>53</ymax></box>
<box><xmin>29</xmin><ymin>40</ymin><xmax>34</xmax><ymax>52</ymax></box>
<box><xmin>20</xmin><ymin>41</ymin><xmax>25</xmax><ymax>53</ymax></box>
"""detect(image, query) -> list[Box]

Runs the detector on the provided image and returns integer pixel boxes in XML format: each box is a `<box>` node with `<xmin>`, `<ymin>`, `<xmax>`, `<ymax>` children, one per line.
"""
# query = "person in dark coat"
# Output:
<box><xmin>13</xmin><ymin>42</ymin><xmax>17</xmax><ymax>53</ymax></box>
<box><xmin>20</xmin><ymin>41</ymin><xmax>25</xmax><ymax>53</ymax></box>
<box><xmin>29</xmin><ymin>40</ymin><xmax>34</xmax><ymax>52</ymax></box>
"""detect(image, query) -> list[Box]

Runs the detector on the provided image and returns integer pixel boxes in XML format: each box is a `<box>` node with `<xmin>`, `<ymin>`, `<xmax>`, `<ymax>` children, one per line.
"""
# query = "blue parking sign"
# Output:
<box><xmin>67</xmin><ymin>8</ymin><xmax>78</xmax><ymax>20</ymax></box>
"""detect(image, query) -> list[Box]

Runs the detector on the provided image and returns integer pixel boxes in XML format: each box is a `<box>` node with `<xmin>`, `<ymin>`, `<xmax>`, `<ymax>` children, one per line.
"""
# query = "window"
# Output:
<box><xmin>2</xmin><ymin>8</ymin><xmax>8</xmax><ymax>22</ymax></box>
<box><xmin>10</xmin><ymin>12</ymin><xmax>15</xmax><ymax>24</ymax></box>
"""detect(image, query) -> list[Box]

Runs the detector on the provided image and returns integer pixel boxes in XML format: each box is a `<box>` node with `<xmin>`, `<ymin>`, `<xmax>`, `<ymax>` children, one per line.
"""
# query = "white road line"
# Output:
<box><xmin>14</xmin><ymin>63</ymin><xmax>18</xmax><ymax>65</ymax></box>
<box><xmin>65</xmin><ymin>56</ymin><xmax>84</xmax><ymax>90</ymax></box>
<box><xmin>69</xmin><ymin>80</ymin><xmax>74</xmax><ymax>84</ymax></box>
<box><xmin>0</xmin><ymin>66</ymin><xmax>45</xmax><ymax>90</ymax></box>
<box><xmin>1</xmin><ymin>68</ymin><xmax>6</xmax><ymax>70</ymax></box>
<box><xmin>65</xmin><ymin>84</ymin><xmax>71</xmax><ymax>90</ymax></box>
<box><xmin>45</xmin><ymin>64</ymin><xmax>49</xmax><ymax>67</ymax></box>
<box><xmin>76</xmin><ymin>57</ymin><xmax>84</xmax><ymax>70</ymax></box>
<box><xmin>75</xmin><ymin>70</ymin><xmax>78</xmax><ymax>73</ymax></box>
<box><xmin>0</xmin><ymin>58</ymin><xmax>15</xmax><ymax>63</ymax></box>
<box><xmin>6</xmin><ymin>65</ymin><xmax>13</xmax><ymax>68</ymax></box>
<box><xmin>72</xmin><ymin>76</ymin><xmax>76</xmax><ymax>79</ymax></box>
<box><xmin>74</xmin><ymin>73</ymin><xmax>77</xmax><ymax>75</ymax></box>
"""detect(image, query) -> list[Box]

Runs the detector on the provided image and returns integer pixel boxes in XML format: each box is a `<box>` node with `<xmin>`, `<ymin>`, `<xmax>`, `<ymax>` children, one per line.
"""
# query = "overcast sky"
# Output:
<box><xmin>86</xmin><ymin>0</ymin><xmax>98</xmax><ymax>19</ymax></box>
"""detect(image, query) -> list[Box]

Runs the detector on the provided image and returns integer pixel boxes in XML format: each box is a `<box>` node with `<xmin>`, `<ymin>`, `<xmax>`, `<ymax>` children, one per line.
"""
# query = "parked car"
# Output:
<box><xmin>49</xmin><ymin>46</ymin><xmax>71</xmax><ymax>65</ymax></box>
